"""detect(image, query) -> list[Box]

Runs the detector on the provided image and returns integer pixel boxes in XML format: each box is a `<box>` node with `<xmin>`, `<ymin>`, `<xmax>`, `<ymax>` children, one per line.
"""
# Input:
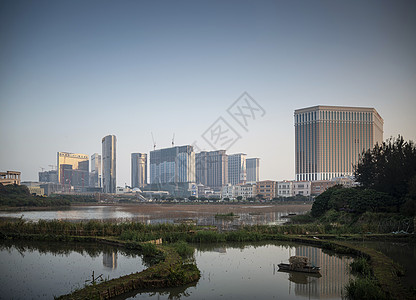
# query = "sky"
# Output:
<box><xmin>1</xmin><ymin>0</ymin><xmax>415</xmax><ymax>186</ymax></box>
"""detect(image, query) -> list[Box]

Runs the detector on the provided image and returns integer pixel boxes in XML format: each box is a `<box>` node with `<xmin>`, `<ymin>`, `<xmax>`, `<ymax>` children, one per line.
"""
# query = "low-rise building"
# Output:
<box><xmin>277</xmin><ymin>180</ymin><xmax>294</xmax><ymax>197</ymax></box>
<box><xmin>0</xmin><ymin>171</ymin><xmax>21</xmax><ymax>186</ymax></box>
<box><xmin>235</xmin><ymin>183</ymin><xmax>257</xmax><ymax>200</ymax></box>
<box><xmin>256</xmin><ymin>180</ymin><xmax>277</xmax><ymax>200</ymax></box>
<box><xmin>221</xmin><ymin>184</ymin><xmax>236</xmax><ymax>199</ymax></box>
<box><xmin>293</xmin><ymin>181</ymin><xmax>311</xmax><ymax>197</ymax></box>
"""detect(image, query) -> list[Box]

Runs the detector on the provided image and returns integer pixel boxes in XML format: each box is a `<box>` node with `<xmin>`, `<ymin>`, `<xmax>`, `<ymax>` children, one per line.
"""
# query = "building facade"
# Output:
<box><xmin>0</xmin><ymin>171</ymin><xmax>21</xmax><ymax>186</ymax></box>
<box><xmin>196</xmin><ymin>150</ymin><xmax>228</xmax><ymax>190</ymax></box>
<box><xmin>90</xmin><ymin>153</ymin><xmax>101</xmax><ymax>188</ymax></box>
<box><xmin>57</xmin><ymin>152</ymin><xmax>89</xmax><ymax>191</ymax></box>
<box><xmin>294</xmin><ymin>105</ymin><xmax>383</xmax><ymax>181</ymax></box>
<box><xmin>277</xmin><ymin>180</ymin><xmax>294</xmax><ymax>198</ymax></box>
<box><xmin>102</xmin><ymin>135</ymin><xmax>117</xmax><ymax>193</ymax></box>
<box><xmin>131</xmin><ymin>153</ymin><xmax>147</xmax><ymax>189</ymax></box>
<box><xmin>235</xmin><ymin>183</ymin><xmax>257</xmax><ymax>200</ymax></box>
<box><xmin>228</xmin><ymin>153</ymin><xmax>247</xmax><ymax>185</ymax></box>
<box><xmin>293</xmin><ymin>181</ymin><xmax>311</xmax><ymax>197</ymax></box>
<box><xmin>150</xmin><ymin>145</ymin><xmax>195</xmax><ymax>184</ymax></box>
<box><xmin>246</xmin><ymin>158</ymin><xmax>260</xmax><ymax>183</ymax></box>
<box><xmin>38</xmin><ymin>170</ymin><xmax>57</xmax><ymax>183</ymax></box>
<box><xmin>256</xmin><ymin>180</ymin><xmax>277</xmax><ymax>200</ymax></box>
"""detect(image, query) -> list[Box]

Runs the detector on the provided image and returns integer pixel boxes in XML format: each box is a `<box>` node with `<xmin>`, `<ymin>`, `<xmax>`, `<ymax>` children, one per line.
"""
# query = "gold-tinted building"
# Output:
<box><xmin>294</xmin><ymin>105</ymin><xmax>383</xmax><ymax>181</ymax></box>
<box><xmin>57</xmin><ymin>152</ymin><xmax>89</xmax><ymax>190</ymax></box>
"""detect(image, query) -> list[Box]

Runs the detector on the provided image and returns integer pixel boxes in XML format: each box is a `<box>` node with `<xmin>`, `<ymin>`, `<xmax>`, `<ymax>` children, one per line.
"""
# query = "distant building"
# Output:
<box><xmin>277</xmin><ymin>180</ymin><xmax>294</xmax><ymax>197</ymax></box>
<box><xmin>38</xmin><ymin>170</ymin><xmax>57</xmax><ymax>183</ymax></box>
<box><xmin>102</xmin><ymin>135</ymin><xmax>117</xmax><ymax>193</ymax></box>
<box><xmin>246</xmin><ymin>158</ymin><xmax>260</xmax><ymax>183</ymax></box>
<box><xmin>57</xmin><ymin>152</ymin><xmax>89</xmax><ymax>192</ymax></box>
<box><xmin>293</xmin><ymin>181</ymin><xmax>311</xmax><ymax>197</ymax></box>
<box><xmin>310</xmin><ymin>176</ymin><xmax>356</xmax><ymax>196</ymax></box>
<box><xmin>0</xmin><ymin>171</ymin><xmax>21</xmax><ymax>186</ymax></box>
<box><xmin>235</xmin><ymin>183</ymin><xmax>257</xmax><ymax>200</ymax></box>
<box><xmin>150</xmin><ymin>145</ymin><xmax>195</xmax><ymax>184</ymax></box>
<box><xmin>131</xmin><ymin>153</ymin><xmax>147</xmax><ymax>188</ymax></box>
<box><xmin>256</xmin><ymin>180</ymin><xmax>277</xmax><ymax>200</ymax></box>
<box><xmin>90</xmin><ymin>153</ymin><xmax>101</xmax><ymax>188</ymax></box>
<box><xmin>228</xmin><ymin>153</ymin><xmax>247</xmax><ymax>185</ymax></box>
<box><xmin>221</xmin><ymin>184</ymin><xmax>236</xmax><ymax>199</ymax></box>
<box><xmin>196</xmin><ymin>150</ymin><xmax>228</xmax><ymax>190</ymax></box>
<box><xmin>294</xmin><ymin>105</ymin><xmax>383</xmax><ymax>181</ymax></box>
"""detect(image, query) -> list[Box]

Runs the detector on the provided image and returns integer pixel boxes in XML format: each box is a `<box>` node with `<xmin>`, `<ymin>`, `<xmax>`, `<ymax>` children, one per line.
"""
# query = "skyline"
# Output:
<box><xmin>1</xmin><ymin>0</ymin><xmax>416</xmax><ymax>186</ymax></box>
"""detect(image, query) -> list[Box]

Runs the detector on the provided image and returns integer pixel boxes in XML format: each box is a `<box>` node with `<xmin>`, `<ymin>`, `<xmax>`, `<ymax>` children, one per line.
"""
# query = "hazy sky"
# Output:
<box><xmin>1</xmin><ymin>0</ymin><xmax>415</xmax><ymax>186</ymax></box>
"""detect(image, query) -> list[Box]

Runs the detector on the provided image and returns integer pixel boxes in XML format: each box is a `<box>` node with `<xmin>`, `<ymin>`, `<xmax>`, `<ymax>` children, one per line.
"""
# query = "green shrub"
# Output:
<box><xmin>171</xmin><ymin>241</ymin><xmax>194</xmax><ymax>258</ymax></box>
<box><xmin>350</xmin><ymin>257</ymin><xmax>372</xmax><ymax>276</ymax></box>
<box><xmin>345</xmin><ymin>276</ymin><xmax>386</xmax><ymax>300</ymax></box>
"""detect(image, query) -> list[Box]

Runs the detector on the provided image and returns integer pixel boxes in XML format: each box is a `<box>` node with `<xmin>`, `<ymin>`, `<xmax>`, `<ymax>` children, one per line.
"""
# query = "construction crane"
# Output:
<box><xmin>40</xmin><ymin>167</ymin><xmax>45</xmax><ymax>172</ymax></box>
<box><xmin>172</xmin><ymin>133</ymin><xmax>175</xmax><ymax>147</ymax></box>
<box><xmin>151</xmin><ymin>132</ymin><xmax>156</xmax><ymax>151</ymax></box>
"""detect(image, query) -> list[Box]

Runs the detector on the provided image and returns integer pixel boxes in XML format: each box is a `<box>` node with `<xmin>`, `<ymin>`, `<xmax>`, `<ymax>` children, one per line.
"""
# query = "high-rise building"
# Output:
<box><xmin>246</xmin><ymin>158</ymin><xmax>260</xmax><ymax>183</ymax></box>
<box><xmin>38</xmin><ymin>170</ymin><xmax>58</xmax><ymax>183</ymax></box>
<box><xmin>102</xmin><ymin>135</ymin><xmax>116</xmax><ymax>193</ymax></box>
<box><xmin>57</xmin><ymin>152</ymin><xmax>89</xmax><ymax>191</ymax></box>
<box><xmin>131</xmin><ymin>153</ymin><xmax>147</xmax><ymax>189</ymax></box>
<box><xmin>294</xmin><ymin>105</ymin><xmax>383</xmax><ymax>181</ymax></box>
<box><xmin>196</xmin><ymin>150</ymin><xmax>228</xmax><ymax>190</ymax></box>
<box><xmin>150</xmin><ymin>145</ymin><xmax>195</xmax><ymax>184</ymax></box>
<box><xmin>90</xmin><ymin>153</ymin><xmax>101</xmax><ymax>188</ymax></box>
<box><xmin>228</xmin><ymin>153</ymin><xmax>247</xmax><ymax>185</ymax></box>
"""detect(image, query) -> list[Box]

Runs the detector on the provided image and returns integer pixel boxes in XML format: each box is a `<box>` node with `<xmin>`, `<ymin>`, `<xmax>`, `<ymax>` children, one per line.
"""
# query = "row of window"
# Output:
<box><xmin>296</xmin><ymin>110</ymin><xmax>373</xmax><ymax>124</ymax></box>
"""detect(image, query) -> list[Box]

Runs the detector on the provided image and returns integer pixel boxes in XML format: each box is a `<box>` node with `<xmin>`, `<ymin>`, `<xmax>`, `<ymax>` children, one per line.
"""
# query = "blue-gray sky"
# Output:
<box><xmin>1</xmin><ymin>0</ymin><xmax>415</xmax><ymax>186</ymax></box>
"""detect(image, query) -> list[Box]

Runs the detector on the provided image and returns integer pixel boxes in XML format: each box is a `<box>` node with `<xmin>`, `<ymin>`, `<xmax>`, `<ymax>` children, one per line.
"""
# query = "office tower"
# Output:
<box><xmin>150</xmin><ymin>145</ymin><xmax>195</xmax><ymax>184</ymax></box>
<box><xmin>131</xmin><ymin>153</ymin><xmax>147</xmax><ymax>188</ymax></box>
<box><xmin>90</xmin><ymin>153</ymin><xmax>101</xmax><ymax>188</ymax></box>
<box><xmin>57</xmin><ymin>152</ymin><xmax>89</xmax><ymax>190</ymax></box>
<box><xmin>228</xmin><ymin>153</ymin><xmax>247</xmax><ymax>185</ymax></box>
<box><xmin>246</xmin><ymin>158</ymin><xmax>260</xmax><ymax>183</ymax></box>
<box><xmin>38</xmin><ymin>170</ymin><xmax>58</xmax><ymax>183</ymax></box>
<box><xmin>294</xmin><ymin>105</ymin><xmax>383</xmax><ymax>181</ymax></box>
<box><xmin>102</xmin><ymin>135</ymin><xmax>116</xmax><ymax>193</ymax></box>
<box><xmin>196</xmin><ymin>150</ymin><xmax>228</xmax><ymax>190</ymax></box>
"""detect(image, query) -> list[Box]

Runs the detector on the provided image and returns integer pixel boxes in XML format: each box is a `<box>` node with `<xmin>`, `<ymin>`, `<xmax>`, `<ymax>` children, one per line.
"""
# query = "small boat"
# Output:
<box><xmin>278</xmin><ymin>256</ymin><xmax>320</xmax><ymax>274</ymax></box>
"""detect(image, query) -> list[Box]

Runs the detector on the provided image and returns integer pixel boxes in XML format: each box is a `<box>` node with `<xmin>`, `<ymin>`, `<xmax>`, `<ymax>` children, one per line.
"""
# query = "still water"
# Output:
<box><xmin>125</xmin><ymin>242</ymin><xmax>353</xmax><ymax>300</ymax></box>
<box><xmin>0</xmin><ymin>205</ymin><xmax>306</xmax><ymax>228</ymax></box>
<box><xmin>0</xmin><ymin>240</ymin><xmax>354</xmax><ymax>299</ymax></box>
<box><xmin>0</xmin><ymin>240</ymin><xmax>145</xmax><ymax>299</ymax></box>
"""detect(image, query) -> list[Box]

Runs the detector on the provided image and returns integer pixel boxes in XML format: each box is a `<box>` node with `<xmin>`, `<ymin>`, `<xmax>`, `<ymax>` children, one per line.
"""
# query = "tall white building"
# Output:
<box><xmin>246</xmin><ymin>158</ymin><xmax>260</xmax><ymax>183</ymax></box>
<box><xmin>131</xmin><ymin>153</ymin><xmax>147</xmax><ymax>189</ymax></box>
<box><xmin>102</xmin><ymin>135</ymin><xmax>116</xmax><ymax>193</ymax></box>
<box><xmin>228</xmin><ymin>153</ymin><xmax>247</xmax><ymax>185</ymax></box>
<box><xmin>294</xmin><ymin>106</ymin><xmax>383</xmax><ymax>181</ymax></box>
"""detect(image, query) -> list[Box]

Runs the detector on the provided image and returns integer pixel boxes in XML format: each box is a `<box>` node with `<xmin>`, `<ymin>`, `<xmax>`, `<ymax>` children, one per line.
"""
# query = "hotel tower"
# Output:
<box><xmin>294</xmin><ymin>106</ymin><xmax>383</xmax><ymax>181</ymax></box>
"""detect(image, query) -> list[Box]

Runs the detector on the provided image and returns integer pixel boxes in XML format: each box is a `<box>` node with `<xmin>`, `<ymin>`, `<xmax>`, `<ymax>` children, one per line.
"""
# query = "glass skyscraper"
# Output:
<box><xmin>228</xmin><ymin>153</ymin><xmax>247</xmax><ymax>185</ymax></box>
<box><xmin>102</xmin><ymin>135</ymin><xmax>116</xmax><ymax>193</ymax></box>
<box><xmin>246</xmin><ymin>158</ymin><xmax>260</xmax><ymax>183</ymax></box>
<box><xmin>150</xmin><ymin>145</ymin><xmax>195</xmax><ymax>184</ymax></box>
<box><xmin>294</xmin><ymin>106</ymin><xmax>383</xmax><ymax>181</ymax></box>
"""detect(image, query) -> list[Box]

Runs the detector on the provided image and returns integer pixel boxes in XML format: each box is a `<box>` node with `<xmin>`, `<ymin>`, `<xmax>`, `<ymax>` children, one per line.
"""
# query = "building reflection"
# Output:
<box><xmin>292</xmin><ymin>246</ymin><xmax>353</xmax><ymax>299</ymax></box>
<box><xmin>103</xmin><ymin>251</ymin><xmax>117</xmax><ymax>269</ymax></box>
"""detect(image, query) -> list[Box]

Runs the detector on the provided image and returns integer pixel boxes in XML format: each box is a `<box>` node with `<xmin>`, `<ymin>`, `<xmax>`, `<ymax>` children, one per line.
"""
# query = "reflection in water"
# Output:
<box><xmin>103</xmin><ymin>251</ymin><xmax>118</xmax><ymax>269</ymax></box>
<box><xmin>0</xmin><ymin>240</ymin><xmax>144</xmax><ymax>299</ymax></box>
<box><xmin>294</xmin><ymin>246</ymin><xmax>353</xmax><ymax>299</ymax></box>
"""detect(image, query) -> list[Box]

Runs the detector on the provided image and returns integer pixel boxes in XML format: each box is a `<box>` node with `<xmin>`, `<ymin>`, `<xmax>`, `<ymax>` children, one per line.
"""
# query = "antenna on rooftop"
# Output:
<box><xmin>172</xmin><ymin>133</ymin><xmax>175</xmax><ymax>147</ymax></box>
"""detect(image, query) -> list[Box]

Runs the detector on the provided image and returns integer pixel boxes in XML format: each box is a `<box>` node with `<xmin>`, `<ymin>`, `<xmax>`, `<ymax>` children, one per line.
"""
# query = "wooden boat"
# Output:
<box><xmin>278</xmin><ymin>256</ymin><xmax>321</xmax><ymax>274</ymax></box>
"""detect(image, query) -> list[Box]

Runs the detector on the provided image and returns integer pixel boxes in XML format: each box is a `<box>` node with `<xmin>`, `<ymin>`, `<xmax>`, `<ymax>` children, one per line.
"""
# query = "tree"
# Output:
<box><xmin>354</xmin><ymin>135</ymin><xmax>416</xmax><ymax>202</ymax></box>
<box><xmin>236</xmin><ymin>196</ymin><xmax>243</xmax><ymax>201</ymax></box>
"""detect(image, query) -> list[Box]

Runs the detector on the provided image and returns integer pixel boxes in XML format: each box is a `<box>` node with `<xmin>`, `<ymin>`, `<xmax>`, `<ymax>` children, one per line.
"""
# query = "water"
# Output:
<box><xmin>0</xmin><ymin>241</ymin><xmax>353</xmax><ymax>299</ymax></box>
<box><xmin>353</xmin><ymin>240</ymin><xmax>416</xmax><ymax>290</ymax></box>
<box><xmin>0</xmin><ymin>204</ymin><xmax>309</xmax><ymax>228</ymax></box>
<box><xmin>0</xmin><ymin>240</ymin><xmax>146</xmax><ymax>299</ymax></box>
<box><xmin>126</xmin><ymin>242</ymin><xmax>354</xmax><ymax>300</ymax></box>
